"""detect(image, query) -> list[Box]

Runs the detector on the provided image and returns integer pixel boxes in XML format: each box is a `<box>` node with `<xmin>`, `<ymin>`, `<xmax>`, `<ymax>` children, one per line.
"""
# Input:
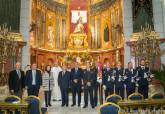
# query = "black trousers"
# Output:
<box><xmin>93</xmin><ymin>82</ymin><xmax>99</xmax><ymax>106</ymax></box>
<box><xmin>44</xmin><ymin>91</ymin><xmax>51</xmax><ymax>106</ymax></box>
<box><xmin>105</xmin><ymin>86</ymin><xmax>114</xmax><ymax>99</ymax></box>
<box><xmin>72</xmin><ymin>84</ymin><xmax>81</xmax><ymax>105</ymax></box>
<box><xmin>84</xmin><ymin>86</ymin><xmax>93</xmax><ymax>106</ymax></box>
<box><xmin>60</xmin><ymin>88</ymin><xmax>69</xmax><ymax>106</ymax></box>
<box><xmin>28</xmin><ymin>86</ymin><xmax>39</xmax><ymax>96</ymax></box>
<box><xmin>138</xmin><ymin>84</ymin><xmax>148</xmax><ymax>99</ymax></box>
<box><xmin>115</xmin><ymin>84</ymin><xmax>124</xmax><ymax>99</ymax></box>
<box><xmin>126</xmin><ymin>83</ymin><xmax>135</xmax><ymax>97</ymax></box>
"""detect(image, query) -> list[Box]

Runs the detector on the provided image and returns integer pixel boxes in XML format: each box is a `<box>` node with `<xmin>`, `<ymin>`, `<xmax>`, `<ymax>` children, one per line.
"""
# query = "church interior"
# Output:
<box><xmin>0</xmin><ymin>0</ymin><xmax>165</xmax><ymax>114</ymax></box>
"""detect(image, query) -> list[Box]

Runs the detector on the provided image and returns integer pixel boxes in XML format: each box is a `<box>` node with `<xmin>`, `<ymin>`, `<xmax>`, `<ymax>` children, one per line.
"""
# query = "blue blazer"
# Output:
<box><xmin>102</xmin><ymin>68</ymin><xmax>114</xmax><ymax>87</ymax></box>
<box><xmin>70</xmin><ymin>68</ymin><xmax>83</xmax><ymax>86</ymax></box>
<box><xmin>58</xmin><ymin>71</ymin><xmax>71</xmax><ymax>89</ymax></box>
<box><xmin>25</xmin><ymin>70</ymin><xmax>42</xmax><ymax>89</ymax></box>
<box><xmin>136</xmin><ymin>66</ymin><xmax>149</xmax><ymax>86</ymax></box>
<box><xmin>124</xmin><ymin>68</ymin><xmax>136</xmax><ymax>87</ymax></box>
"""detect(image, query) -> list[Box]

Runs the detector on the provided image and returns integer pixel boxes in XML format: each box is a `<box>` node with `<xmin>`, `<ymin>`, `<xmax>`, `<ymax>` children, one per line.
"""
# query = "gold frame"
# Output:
<box><xmin>128</xmin><ymin>92</ymin><xmax>144</xmax><ymax>101</ymax></box>
<box><xmin>99</xmin><ymin>102</ymin><xmax>121</xmax><ymax>114</ymax></box>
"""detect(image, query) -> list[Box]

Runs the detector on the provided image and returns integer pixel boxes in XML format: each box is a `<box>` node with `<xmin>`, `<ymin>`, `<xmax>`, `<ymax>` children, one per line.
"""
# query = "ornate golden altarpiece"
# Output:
<box><xmin>68</xmin><ymin>33</ymin><xmax>88</xmax><ymax>49</ymax></box>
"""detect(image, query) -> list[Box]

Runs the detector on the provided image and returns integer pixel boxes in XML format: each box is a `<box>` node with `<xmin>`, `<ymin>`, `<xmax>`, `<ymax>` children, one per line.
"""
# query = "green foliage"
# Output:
<box><xmin>152</xmin><ymin>64</ymin><xmax>165</xmax><ymax>91</ymax></box>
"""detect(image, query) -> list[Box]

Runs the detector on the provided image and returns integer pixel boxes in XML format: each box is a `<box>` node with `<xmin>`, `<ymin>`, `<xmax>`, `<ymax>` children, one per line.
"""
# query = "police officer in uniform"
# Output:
<box><xmin>83</xmin><ymin>62</ymin><xmax>95</xmax><ymax>108</ymax></box>
<box><xmin>136</xmin><ymin>59</ymin><xmax>150</xmax><ymax>99</ymax></box>
<box><xmin>91</xmin><ymin>62</ymin><xmax>99</xmax><ymax>107</ymax></box>
<box><xmin>70</xmin><ymin>62</ymin><xmax>83</xmax><ymax>107</ymax></box>
<box><xmin>124</xmin><ymin>62</ymin><xmax>136</xmax><ymax>97</ymax></box>
<box><xmin>114</xmin><ymin>62</ymin><xmax>125</xmax><ymax>99</ymax></box>
<box><xmin>102</xmin><ymin>62</ymin><xmax>115</xmax><ymax>99</ymax></box>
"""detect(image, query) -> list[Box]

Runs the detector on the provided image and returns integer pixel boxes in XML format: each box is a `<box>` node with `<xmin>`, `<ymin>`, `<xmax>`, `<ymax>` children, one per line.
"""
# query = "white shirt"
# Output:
<box><xmin>32</xmin><ymin>70</ymin><xmax>36</xmax><ymax>85</ymax></box>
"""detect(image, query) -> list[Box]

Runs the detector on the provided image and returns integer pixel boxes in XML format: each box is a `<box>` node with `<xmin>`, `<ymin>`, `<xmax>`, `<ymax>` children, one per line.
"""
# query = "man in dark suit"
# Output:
<box><xmin>83</xmin><ymin>62</ymin><xmax>96</xmax><ymax>108</ymax></box>
<box><xmin>25</xmin><ymin>63</ymin><xmax>42</xmax><ymax>96</ymax></box>
<box><xmin>114</xmin><ymin>62</ymin><xmax>125</xmax><ymax>99</ymax></box>
<box><xmin>58</xmin><ymin>63</ymin><xmax>71</xmax><ymax>107</ymax></box>
<box><xmin>124</xmin><ymin>62</ymin><xmax>136</xmax><ymax>97</ymax></box>
<box><xmin>102</xmin><ymin>62</ymin><xmax>115</xmax><ymax>99</ymax></box>
<box><xmin>8</xmin><ymin>62</ymin><xmax>25</xmax><ymax>98</ymax></box>
<box><xmin>136</xmin><ymin>59</ymin><xmax>150</xmax><ymax>99</ymax></box>
<box><xmin>70</xmin><ymin>62</ymin><xmax>83</xmax><ymax>107</ymax></box>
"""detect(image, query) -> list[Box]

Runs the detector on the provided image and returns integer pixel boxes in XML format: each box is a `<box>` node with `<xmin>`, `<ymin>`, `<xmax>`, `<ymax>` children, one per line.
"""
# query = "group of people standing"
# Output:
<box><xmin>8</xmin><ymin>59</ymin><xmax>152</xmax><ymax>108</ymax></box>
<box><xmin>102</xmin><ymin>59</ymin><xmax>152</xmax><ymax>100</ymax></box>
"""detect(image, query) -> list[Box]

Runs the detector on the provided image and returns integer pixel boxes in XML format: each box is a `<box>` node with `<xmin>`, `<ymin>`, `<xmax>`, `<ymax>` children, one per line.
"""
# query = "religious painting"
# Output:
<box><xmin>132</xmin><ymin>0</ymin><xmax>154</xmax><ymax>32</ymax></box>
<box><xmin>55</xmin><ymin>17</ymin><xmax>60</xmax><ymax>49</ymax></box>
<box><xmin>96</xmin><ymin>17</ymin><xmax>101</xmax><ymax>48</ymax></box>
<box><xmin>90</xmin><ymin>17</ymin><xmax>95</xmax><ymax>49</ymax></box>
<box><xmin>36</xmin><ymin>10</ymin><xmax>45</xmax><ymax>48</ymax></box>
<box><xmin>104</xmin><ymin>23</ymin><xmax>109</xmax><ymax>42</ymax></box>
<box><xmin>71</xmin><ymin>10</ymin><xmax>87</xmax><ymax>33</ymax></box>
<box><xmin>70</xmin><ymin>0</ymin><xmax>88</xmax><ymax>34</ymax></box>
<box><xmin>62</xmin><ymin>19</ymin><xmax>66</xmax><ymax>49</ymax></box>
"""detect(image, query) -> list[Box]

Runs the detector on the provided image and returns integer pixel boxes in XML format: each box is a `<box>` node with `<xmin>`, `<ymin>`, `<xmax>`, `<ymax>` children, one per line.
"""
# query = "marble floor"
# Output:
<box><xmin>43</xmin><ymin>96</ymin><xmax>99</xmax><ymax>114</ymax></box>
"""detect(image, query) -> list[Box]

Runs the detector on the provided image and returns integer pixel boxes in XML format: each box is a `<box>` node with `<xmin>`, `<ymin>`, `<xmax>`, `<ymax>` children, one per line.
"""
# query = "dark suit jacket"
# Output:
<box><xmin>124</xmin><ymin>68</ymin><xmax>136</xmax><ymax>88</ymax></box>
<box><xmin>102</xmin><ymin>68</ymin><xmax>114</xmax><ymax>87</ymax></box>
<box><xmin>25</xmin><ymin>69</ymin><xmax>42</xmax><ymax>89</ymax></box>
<box><xmin>70</xmin><ymin>68</ymin><xmax>83</xmax><ymax>86</ymax></box>
<box><xmin>8</xmin><ymin>70</ymin><xmax>25</xmax><ymax>92</ymax></box>
<box><xmin>136</xmin><ymin>66</ymin><xmax>149</xmax><ymax>86</ymax></box>
<box><xmin>83</xmin><ymin>69</ymin><xmax>96</xmax><ymax>87</ymax></box>
<box><xmin>58</xmin><ymin>71</ymin><xmax>71</xmax><ymax>90</ymax></box>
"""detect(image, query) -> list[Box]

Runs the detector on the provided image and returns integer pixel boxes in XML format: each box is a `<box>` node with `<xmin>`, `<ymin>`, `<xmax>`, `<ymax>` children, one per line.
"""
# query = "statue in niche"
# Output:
<box><xmin>74</xmin><ymin>16</ymin><xmax>84</xmax><ymax>33</ymax></box>
<box><xmin>48</xmin><ymin>24</ymin><xmax>55</xmax><ymax>48</ymax></box>
<box><xmin>133</xmin><ymin>0</ymin><xmax>154</xmax><ymax>32</ymax></box>
<box><xmin>104</xmin><ymin>23</ymin><xmax>109</xmax><ymax>42</ymax></box>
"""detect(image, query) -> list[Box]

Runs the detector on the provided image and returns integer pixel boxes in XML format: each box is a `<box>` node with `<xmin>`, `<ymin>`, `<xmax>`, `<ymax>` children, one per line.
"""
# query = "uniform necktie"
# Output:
<box><xmin>17</xmin><ymin>70</ymin><xmax>21</xmax><ymax>79</ymax></box>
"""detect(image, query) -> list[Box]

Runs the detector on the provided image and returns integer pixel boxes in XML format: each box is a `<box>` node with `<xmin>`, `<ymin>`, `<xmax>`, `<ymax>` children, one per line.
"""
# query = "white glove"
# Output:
<box><xmin>136</xmin><ymin>83</ymin><xmax>139</xmax><ymax>87</ymax></box>
<box><xmin>136</xmin><ymin>78</ymin><xmax>140</xmax><ymax>81</ymax></box>
<box><xmin>124</xmin><ymin>76</ymin><xmax>127</xmax><ymax>80</ymax></box>
<box><xmin>97</xmin><ymin>78</ymin><xmax>102</xmax><ymax>83</ymax></box>
<box><xmin>112</xmin><ymin>76</ymin><xmax>115</xmax><ymax>81</ymax></box>
<box><xmin>150</xmin><ymin>74</ymin><xmax>154</xmax><ymax>78</ymax></box>
<box><xmin>144</xmin><ymin>73</ymin><xmax>148</xmax><ymax>78</ymax></box>
<box><xmin>131</xmin><ymin>78</ymin><xmax>135</xmax><ymax>83</ymax></box>
<box><xmin>103</xmin><ymin>85</ymin><xmax>107</xmax><ymax>90</ymax></box>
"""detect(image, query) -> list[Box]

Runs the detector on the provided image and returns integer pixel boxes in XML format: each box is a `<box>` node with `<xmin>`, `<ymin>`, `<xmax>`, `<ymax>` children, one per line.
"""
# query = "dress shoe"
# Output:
<box><xmin>61</xmin><ymin>104</ymin><xmax>65</xmax><ymax>107</ymax></box>
<box><xmin>83</xmin><ymin>105</ymin><xmax>87</xmax><ymax>108</ymax></box>
<box><xmin>48</xmin><ymin>104</ymin><xmax>52</xmax><ymax>106</ymax></box>
<box><xmin>92</xmin><ymin>105</ymin><xmax>95</xmax><ymax>108</ymax></box>
<box><xmin>45</xmin><ymin>104</ymin><xmax>48</xmax><ymax>107</ymax></box>
<box><xmin>71</xmin><ymin>104</ymin><xmax>75</xmax><ymax>107</ymax></box>
<box><xmin>78</xmin><ymin>104</ymin><xmax>80</xmax><ymax>107</ymax></box>
<box><xmin>66</xmin><ymin>104</ymin><xmax>68</xmax><ymax>107</ymax></box>
<box><xmin>53</xmin><ymin>99</ymin><xmax>57</xmax><ymax>101</ymax></box>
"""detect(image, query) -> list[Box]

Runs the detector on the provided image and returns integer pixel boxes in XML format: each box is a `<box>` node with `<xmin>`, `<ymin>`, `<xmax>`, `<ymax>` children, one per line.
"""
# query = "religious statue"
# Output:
<box><xmin>73</xmin><ymin>16</ymin><xmax>84</xmax><ymax>33</ymax></box>
<box><xmin>48</xmin><ymin>25</ymin><xmax>54</xmax><ymax>48</ymax></box>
